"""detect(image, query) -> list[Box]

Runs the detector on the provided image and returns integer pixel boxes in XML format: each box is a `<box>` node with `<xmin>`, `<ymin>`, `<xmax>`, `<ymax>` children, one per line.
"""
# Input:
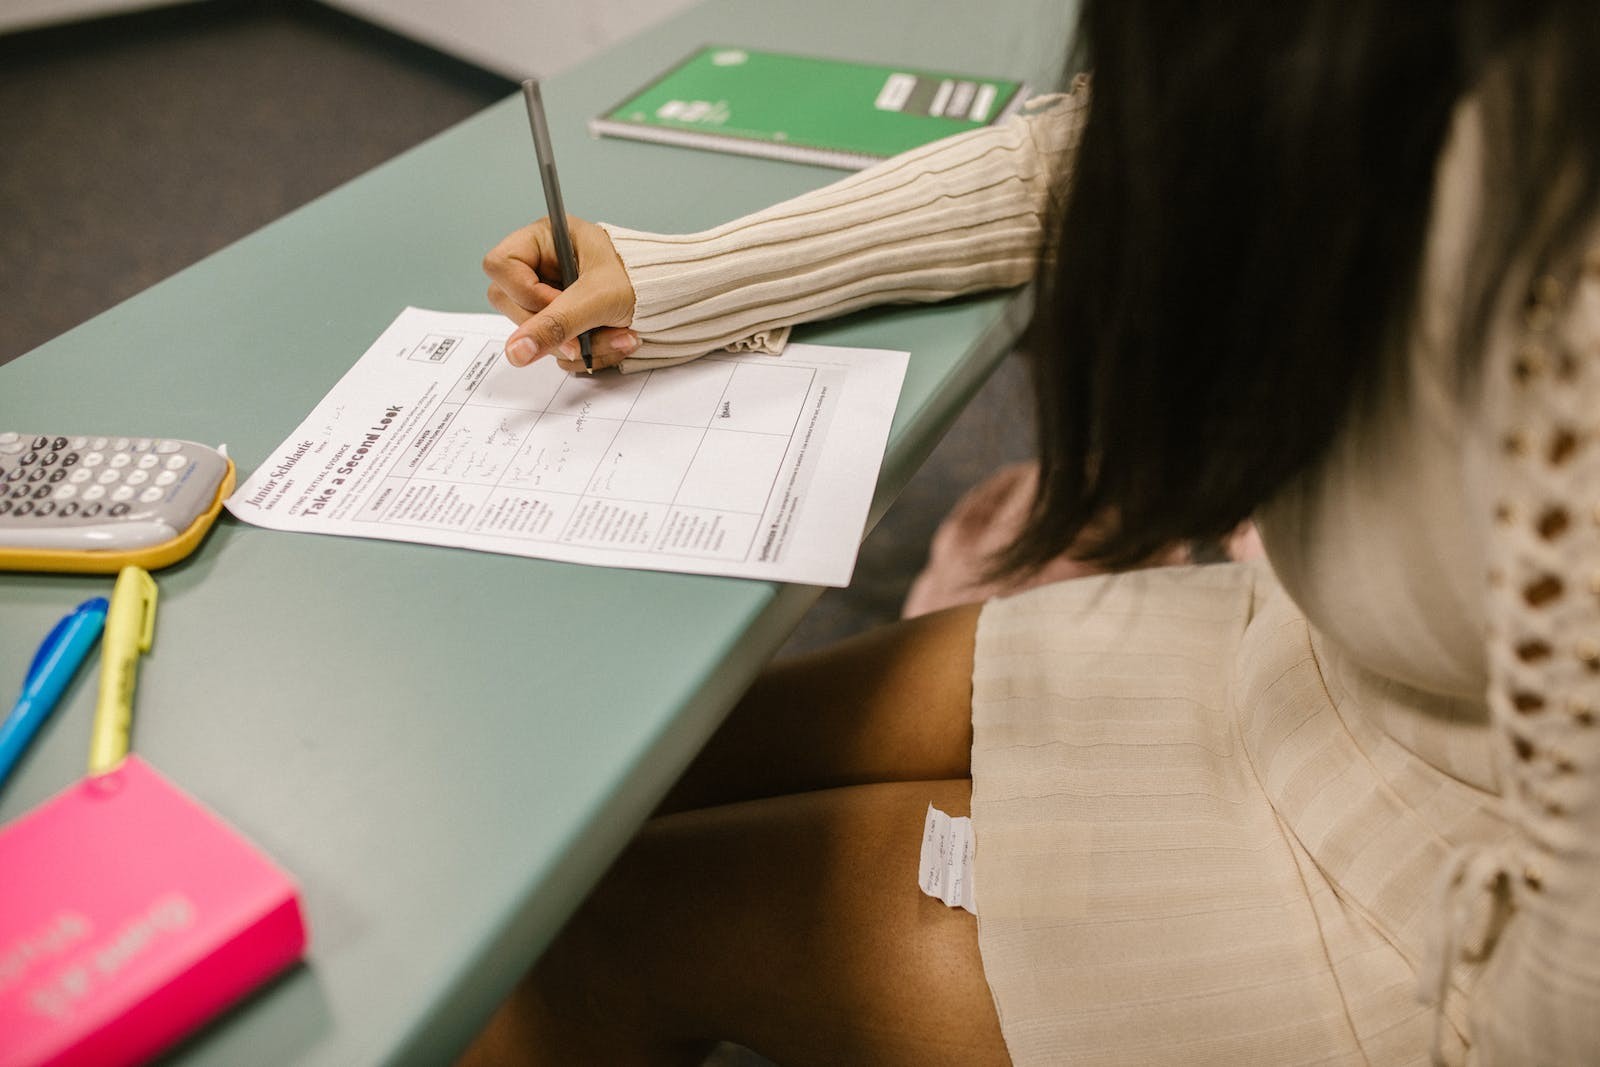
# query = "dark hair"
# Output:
<box><xmin>1003</xmin><ymin>0</ymin><xmax>1600</xmax><ymax>573</ymax></box>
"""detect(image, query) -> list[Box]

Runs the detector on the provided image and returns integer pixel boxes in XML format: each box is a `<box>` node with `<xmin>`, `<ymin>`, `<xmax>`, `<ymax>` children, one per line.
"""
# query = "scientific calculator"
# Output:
<box><xmin>0</xmin><ymin>432</ymin><xmax>235</xmax><ymax>573</ymax></box>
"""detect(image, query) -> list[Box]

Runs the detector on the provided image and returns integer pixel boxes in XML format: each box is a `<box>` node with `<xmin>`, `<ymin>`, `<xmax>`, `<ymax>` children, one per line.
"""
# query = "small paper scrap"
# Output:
<box><xmin>918</xmin><ymin>803</ymin><xmax>976</xmax><ymax>914</ymax></box>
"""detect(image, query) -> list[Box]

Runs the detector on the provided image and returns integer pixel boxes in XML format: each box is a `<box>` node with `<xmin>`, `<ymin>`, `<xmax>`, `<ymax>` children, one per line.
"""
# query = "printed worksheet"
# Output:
<box><xmin>226</xmin><ymin>308</ymin><xmax>909</xmax><ymax>587</ymax></box>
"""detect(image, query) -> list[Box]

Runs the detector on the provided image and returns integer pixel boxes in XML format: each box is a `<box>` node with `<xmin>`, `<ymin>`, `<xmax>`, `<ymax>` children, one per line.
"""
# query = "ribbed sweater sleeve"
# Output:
<box><xmin>598</xmin><ymin>79</ymin><xmax>1090</xmax><ymax>371</ymax></box>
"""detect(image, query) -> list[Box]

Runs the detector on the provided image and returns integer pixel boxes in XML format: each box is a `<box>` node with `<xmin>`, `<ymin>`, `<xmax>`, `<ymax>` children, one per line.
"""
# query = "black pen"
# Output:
<box><xmin>521</xmin><ymin>78</ymin><xmax>594</xmax><ymax>371</ymax></box>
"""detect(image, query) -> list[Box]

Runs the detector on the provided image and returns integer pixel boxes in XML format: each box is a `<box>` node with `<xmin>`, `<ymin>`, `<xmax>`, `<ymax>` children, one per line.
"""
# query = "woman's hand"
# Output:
<box><xmin>483</xmin><ymin>216</ymin><xmax>639</xmax><ymax>372</ymax></box>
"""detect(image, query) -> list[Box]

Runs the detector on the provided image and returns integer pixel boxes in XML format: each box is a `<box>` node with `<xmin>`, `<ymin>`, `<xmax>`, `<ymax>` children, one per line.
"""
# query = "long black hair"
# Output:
<box><xmin>1003</xmin><ymin>0</ymin><xmax>1600</xmax><ymax>573</ymax></box>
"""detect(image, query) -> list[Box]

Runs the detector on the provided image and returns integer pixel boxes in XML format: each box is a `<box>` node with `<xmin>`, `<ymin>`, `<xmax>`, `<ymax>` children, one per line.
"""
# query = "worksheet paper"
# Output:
<box><xmin>225</xmin><ymin>308</ymin><xmax>909</xmax><ymax>587</ymax></box>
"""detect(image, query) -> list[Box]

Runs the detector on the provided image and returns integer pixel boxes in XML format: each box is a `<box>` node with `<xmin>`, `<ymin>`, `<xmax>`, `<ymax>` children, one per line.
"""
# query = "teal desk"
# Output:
<box><xmin>0</xmin><ymin>0</ymin><xmax>1076</xmax><ymax>1062</ymax></box>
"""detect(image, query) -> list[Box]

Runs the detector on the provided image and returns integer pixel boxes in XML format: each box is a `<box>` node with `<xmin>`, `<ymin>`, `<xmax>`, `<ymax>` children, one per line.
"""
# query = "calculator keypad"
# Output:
<box><xmin>0</xmin><ymin>433</ymin><xmax>228</xmax><ymax>545</ymax></box>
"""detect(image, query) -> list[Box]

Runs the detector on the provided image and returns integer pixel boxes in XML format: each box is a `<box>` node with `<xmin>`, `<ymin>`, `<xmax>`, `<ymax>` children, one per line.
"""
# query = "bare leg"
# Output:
<box><xmin>462</xmin><ymin>606</ymin><xmax>992</xmax><ymax>1063</ymax></box>
<box><xmin>460</xmin><ymin>778</ymin><xmax>1006</xmax><ymax>1067</ymax></box>
<box><xmin>660</xmin><ymin>603</ymin><xmax>984</xmax><ymax>813</ymax></box>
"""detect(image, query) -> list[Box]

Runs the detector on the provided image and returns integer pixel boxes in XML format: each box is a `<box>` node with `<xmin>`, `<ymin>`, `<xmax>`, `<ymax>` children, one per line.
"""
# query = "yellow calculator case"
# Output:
<box><xmin>0</xmin><ymin>434</ymin><xmax>236</xmax><ymax>574</ymax></box>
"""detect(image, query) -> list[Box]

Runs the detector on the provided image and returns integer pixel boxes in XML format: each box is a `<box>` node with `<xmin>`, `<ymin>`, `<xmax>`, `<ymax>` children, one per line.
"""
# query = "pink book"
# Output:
<box><xmin>0</xmin><ymin>756</ymin><xmax>308</xmax><ymax>1067</ymax></box>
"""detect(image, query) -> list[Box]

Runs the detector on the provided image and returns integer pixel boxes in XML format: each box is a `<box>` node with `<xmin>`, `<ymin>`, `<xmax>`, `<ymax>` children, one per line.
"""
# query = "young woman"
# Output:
<box><xmin>471</xmin><ymin>1</ymin><xmax>1600</xmax><ymax>1063</ymax></box>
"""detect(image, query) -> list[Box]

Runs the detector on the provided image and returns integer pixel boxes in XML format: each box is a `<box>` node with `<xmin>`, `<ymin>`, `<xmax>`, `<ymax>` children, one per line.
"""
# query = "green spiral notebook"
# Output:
<box><xmin>590</xmin><ymin>45</ymin><xmax>1029</xmax><ymax>170</ymax></box>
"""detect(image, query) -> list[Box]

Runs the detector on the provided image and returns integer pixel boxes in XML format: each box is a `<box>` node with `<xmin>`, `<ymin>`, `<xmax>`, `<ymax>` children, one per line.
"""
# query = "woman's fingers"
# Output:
<box><xmin>484</xmin><ymin>215</ymin><xmax>638</xmax><ymax>371</ymax></box>
<box><xmin>482</xmin><ymin>223</ymin><xmax>560</xmax><ymax>310</ymax></box>
<box><xmin>489</xmin><ymin>307</ymin><xmax>639</xmax><ymax>373</ymax></box>
<box><xmin>484</xmin><ymin>216</ymin><xmax>635</xmax><ymax>318</ymax></box>
<box><xmin>546</xmin><ymin>327</ymin><xmax>641</xmax><ymax>374</ymax></box>
<box><xmin>493</xmin><ymin>276</ymin><xmax>639</xmax><ymax>372</ymax></box>
<box><xmin>486</xmin><ymin>284</ymin><xmax>535</xmax><ymax>325</ymax></box>
<box><xmin>504</xmin><ymin>268</ymin><xmax>635</xmax><ymax>364</ymax></box>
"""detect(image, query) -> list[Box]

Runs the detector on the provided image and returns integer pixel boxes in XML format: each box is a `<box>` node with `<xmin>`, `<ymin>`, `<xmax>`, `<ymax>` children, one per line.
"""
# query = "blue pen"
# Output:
<box><xmin>0</xmin><ymin>597</ymin><xmax>109</xmax><ymax>788</ymax></box>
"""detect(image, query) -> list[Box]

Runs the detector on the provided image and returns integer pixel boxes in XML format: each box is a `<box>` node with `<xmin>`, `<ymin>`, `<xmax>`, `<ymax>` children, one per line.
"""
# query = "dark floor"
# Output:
<box><xmin>0</xmin><ymin>0</ymin><xmax>510</xmax><ymax>366</ymax></box>
<box><xmin>1</xmin><ymin>6</ymin><xmax>1034</xmax><ymax>1061</ymax></box>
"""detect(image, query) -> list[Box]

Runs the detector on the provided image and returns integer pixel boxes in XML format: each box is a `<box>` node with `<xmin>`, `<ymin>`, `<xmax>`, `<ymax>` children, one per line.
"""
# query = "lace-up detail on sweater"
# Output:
<box><xmin>1424</xmin><ymin>251</ymin><xmax>1600</xmax><ymax>1064</ymax></box>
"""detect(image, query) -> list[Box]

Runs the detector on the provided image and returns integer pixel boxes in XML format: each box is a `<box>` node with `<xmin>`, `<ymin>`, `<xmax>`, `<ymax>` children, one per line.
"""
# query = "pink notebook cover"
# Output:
<box><xmin>0</xmin><ymin>756</ymin><xmax>308</xmax><ymax>1067</ymax></box>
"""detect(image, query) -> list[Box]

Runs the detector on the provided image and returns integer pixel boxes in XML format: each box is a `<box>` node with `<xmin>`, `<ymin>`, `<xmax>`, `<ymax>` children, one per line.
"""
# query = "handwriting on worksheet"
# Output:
<box><xmin>226</xmin><ymin>308</ymin><xmax>908</xmax><ymax>586</ymax></box>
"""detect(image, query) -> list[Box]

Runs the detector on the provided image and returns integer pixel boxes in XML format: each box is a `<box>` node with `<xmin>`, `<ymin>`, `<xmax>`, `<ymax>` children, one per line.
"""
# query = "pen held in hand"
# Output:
<box><xmin>521</xmin><ymin>78</ymin><xmax>595</xmax><ymax>372</ymax></box>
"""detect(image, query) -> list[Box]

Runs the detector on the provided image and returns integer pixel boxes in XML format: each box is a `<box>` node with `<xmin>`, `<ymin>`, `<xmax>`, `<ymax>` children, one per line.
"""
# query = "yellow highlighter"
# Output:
<box><xmin>87</xmin><ymin>565</ymin><xmax>158</xmax><ymax>776</ymax></box>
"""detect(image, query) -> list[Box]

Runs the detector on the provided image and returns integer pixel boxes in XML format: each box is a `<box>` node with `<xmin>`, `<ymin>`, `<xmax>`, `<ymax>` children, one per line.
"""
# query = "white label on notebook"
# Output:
<box><xmin>875</xmin><ymin>73</ymin><xmax>916</xmax><ymax>112</ymax></box>
<box><xmin>918</xmin><ymin>803</ymin><xmax>976</xmax><ymax>914</ymax></box>
<box><xmin>945</xmin><ymin>80</ymin><xmax>976</xmax><ymax>119</ymax></box>
<box><xmin>969</xmin><ymin>83</ymin><xmax>998</xmax><ymax>122</ymax></box>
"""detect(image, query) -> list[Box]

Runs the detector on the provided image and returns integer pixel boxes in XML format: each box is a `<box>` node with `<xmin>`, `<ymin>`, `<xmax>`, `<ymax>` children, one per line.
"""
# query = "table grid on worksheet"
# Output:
<box><xmin>357</xmin><ymin>335</ymin><xmax>819</xmax><ymax>564</ymax></box>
